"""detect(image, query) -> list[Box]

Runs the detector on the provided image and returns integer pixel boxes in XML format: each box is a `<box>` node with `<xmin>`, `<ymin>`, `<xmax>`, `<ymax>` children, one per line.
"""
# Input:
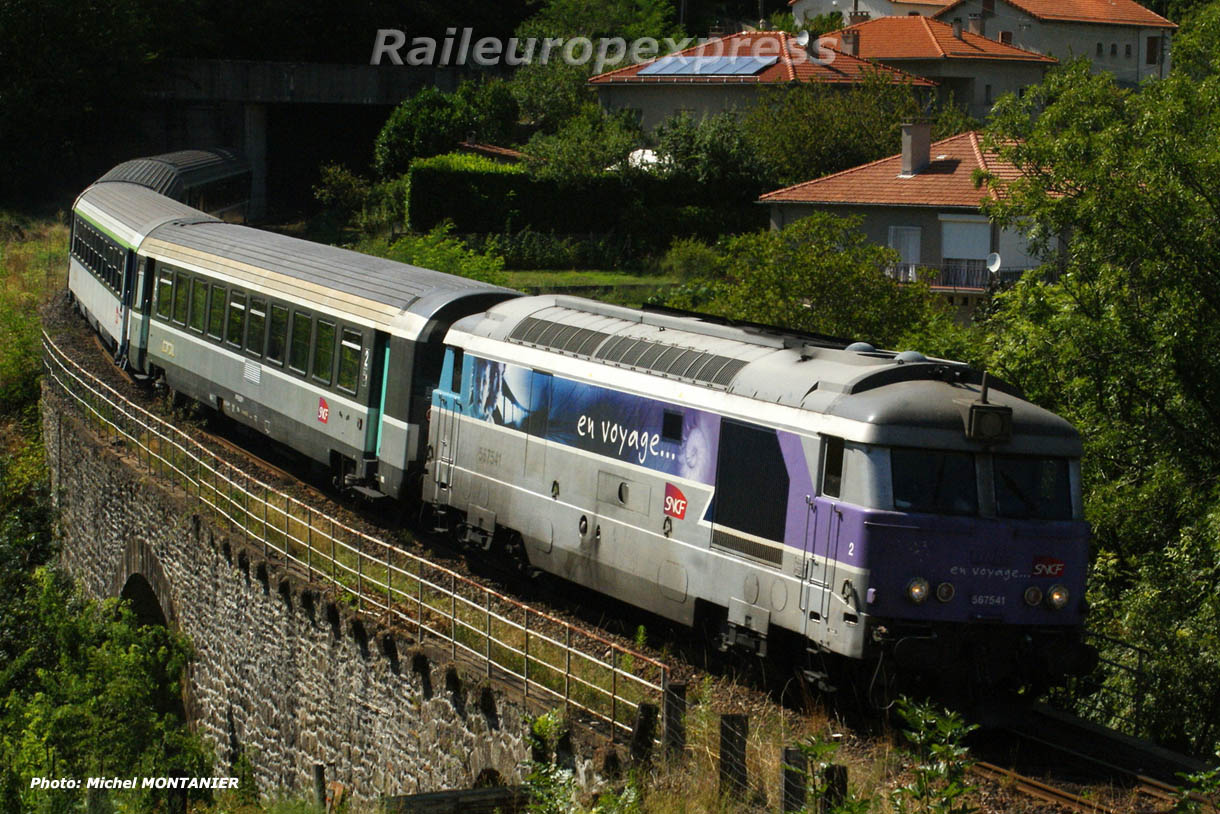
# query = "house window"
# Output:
<box><xmin>1126</xmin><ymin>43</ymin><xmax>1133</xmax><ymax>58</ymax></box>
<box><xmin>985</xmin><ymin>84</ymin><xmax>993</xmax><ymax>105</ymax></box>
<box><xmin>887</xmin><ymin>226</ymin><xmax>922</xmax><ymax>281</ymax></box>
<box><xmin>1111</xmin><ymin>43</ymin><xmax>1117</xmax><ymax>57</ymax></box>
<box><xmin>1096</xmin><ymin>42</ymin><xmax>1103</xmax><ymax>56</ymax></box>
<box><xmin>999</xmin><ymin>30</ymin><xmax>1012</xmax><ymax>44</ymax></box>
<box><xmin>982</xmin><ymin>0</ymin><xmax>994</xmax><ymax>12</ymax></box>
<box><xmin>1146</xmin><ymin>36</ymin><xmax>1162</xmax><ymax>65</ymax></box>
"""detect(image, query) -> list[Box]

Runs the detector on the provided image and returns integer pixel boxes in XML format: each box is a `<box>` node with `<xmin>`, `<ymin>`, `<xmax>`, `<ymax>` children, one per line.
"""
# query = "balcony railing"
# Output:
<box><xmin>886</xmin><ymin>261</ymin><xmax>1057</xmax><ymax>290</ymax></box>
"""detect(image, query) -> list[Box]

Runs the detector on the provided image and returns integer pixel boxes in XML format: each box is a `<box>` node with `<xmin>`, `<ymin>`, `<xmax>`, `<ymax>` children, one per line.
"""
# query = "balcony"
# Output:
<box><xmin>885</xmin><ymin>260</ymin><xmax>1055</xmax><ymax>290</ymax></box>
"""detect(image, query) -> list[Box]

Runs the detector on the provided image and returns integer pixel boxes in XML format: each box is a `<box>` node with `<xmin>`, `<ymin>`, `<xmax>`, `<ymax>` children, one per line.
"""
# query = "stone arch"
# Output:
<box><xmin>112</xmin><ymin>538</ymin><xmax>178</xmax><ymax>626</ymax></box>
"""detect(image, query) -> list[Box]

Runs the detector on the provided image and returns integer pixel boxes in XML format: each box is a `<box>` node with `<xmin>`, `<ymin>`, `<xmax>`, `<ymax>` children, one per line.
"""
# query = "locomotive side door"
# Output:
<box><xmin>799</xmin><ymin>496</ymin><xmax>819</xmax><ymax>639</ymax></box>
<box><xmin>816</xmin><ymin>436</ymin><xmax>847</xmax><ymax>628</ymax></box>
<box><xmin>431</xmin><ymin>347</ymin><xmax>464</xmax><ymax>497</ymax></box>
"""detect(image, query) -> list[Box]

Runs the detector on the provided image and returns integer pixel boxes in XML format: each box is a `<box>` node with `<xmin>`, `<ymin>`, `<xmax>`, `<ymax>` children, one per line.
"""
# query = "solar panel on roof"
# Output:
<box><xmin>637</xmin><ymin>55</ymin><xmax>779</xmax><ymax>76</ymax></box>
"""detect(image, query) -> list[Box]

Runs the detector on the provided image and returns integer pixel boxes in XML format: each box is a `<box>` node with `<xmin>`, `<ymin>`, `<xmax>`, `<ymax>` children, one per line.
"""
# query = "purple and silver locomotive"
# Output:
<box><xmin>425</xmin><ymin>295</ymin><xmax>1096</xmax><ymax>695</ymax></box>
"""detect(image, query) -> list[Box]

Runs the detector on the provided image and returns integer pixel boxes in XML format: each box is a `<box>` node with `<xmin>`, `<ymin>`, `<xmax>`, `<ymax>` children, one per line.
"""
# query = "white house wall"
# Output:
<box><xmin>791</xmin><ymin>0</ymin><xmax>944</xmax><ymax>24</ymax></box>
<box><xmin>596</xmin><ymin>84</ymin><xmax>763</xmax><ymax>131</ymax></box>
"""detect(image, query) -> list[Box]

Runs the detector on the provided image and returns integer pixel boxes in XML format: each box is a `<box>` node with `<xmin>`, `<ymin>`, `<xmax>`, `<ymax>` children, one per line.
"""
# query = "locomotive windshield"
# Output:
<box><xmin>994</xmin><ymin>455</ymin><xmax>1073</xmax><ymax>521</ymax></box>
<box><xmin>890</xmin><ymin>449</ymin><xmax>978</xmax><ymax>516</ymax></box>
<box><xmin>882</xmin><ymin>447</ymin><xmax>1075</xmax><ymax>521</ymax></box>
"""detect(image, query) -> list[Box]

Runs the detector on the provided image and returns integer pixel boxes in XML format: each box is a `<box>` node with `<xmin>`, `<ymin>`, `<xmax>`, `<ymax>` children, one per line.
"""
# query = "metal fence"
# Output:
<box><xmin>42</xmin><ymin>331</ymin><xmax>668</xmax><ymax>741</ymax></box>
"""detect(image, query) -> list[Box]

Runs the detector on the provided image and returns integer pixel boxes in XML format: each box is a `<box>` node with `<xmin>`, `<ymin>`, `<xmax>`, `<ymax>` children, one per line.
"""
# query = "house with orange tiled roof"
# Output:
<box><xmin>932</xmin><ymin>0</ymin><xmax>1175</xmax><ymax>85</ymax></box>
<box><xmin>822</xmin><ymin>15</ymin><xmax>1055</xmax><ymax>117</ymax></box>
<box><xmin>588</xmin><ymin>30</ymin><xmax>936</xmax><ymax>131</ymax></box>
<box><xmin>790</xmin><ymin>0</ymin><xmax>951</xmax><ymax>26</ymax></box>
<box><xmin>760</xmin><ymin>125</ymin><xmax>1041</xmax><ymax>296</ymax></box>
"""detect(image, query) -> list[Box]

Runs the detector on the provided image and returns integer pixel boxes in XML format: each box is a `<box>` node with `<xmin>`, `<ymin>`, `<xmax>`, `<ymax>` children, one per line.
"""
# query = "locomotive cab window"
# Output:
<box><xmin>226</xmin><ymin>292</ymin><xmax>246</xmax><ymax>347</ymax></box>
<box><xmin>821</xmin><ymin>436</ymin><xmax>845</xmax><ymax>498</ymax></box>
<box><xmin>891</xmin><ymin>448</ymin><xmax>977</xmax><ymax>516</ymax></box>
<box><xmin>994</xmin><ymin>456</ymin><xmax>1073</xmax><ymax>521</ymax></box>
<box><xmin>246</xmin><ymin>298</ymin><xmax>266</xmax><ymax>356</ymax></box>
<box><xmin>312</xmin><ymin>320</ymin><xmax>336</xmax><ymax>385</ymax></box>
<box><xmin>266</xmin><ymin>304</ymin><xmax>288</xmax><ymax>365</ymax></box>
<box><xmin>289</xmin><ymin>312</ymin><xmax>312</xmax><ymax>374</ymax></box>
<box><xmin>337</xmin><ymin>329</ymin><xmax>362</xmax><ymax>395</ymax></box>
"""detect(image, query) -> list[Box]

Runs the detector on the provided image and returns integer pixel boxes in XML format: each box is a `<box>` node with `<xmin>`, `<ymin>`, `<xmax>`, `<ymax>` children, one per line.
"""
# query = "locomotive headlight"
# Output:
<box><xmin>1047</xmin><ymin>584</ymin><xmax>1070</xmax><ymax>610</ymax></box>
<box><xmin>906</xmin><ymin>578</ymin><xmax>930</xmax><ymax>604</ymax></box>
<box><xmin>935</xmin><ymin>582</ymin><xmax>955</xmax><ymax>603</ymax></box>
<box><xmin>1024</xmin><ymin>586</ymin><xmax>1044</xmax><ymax>607</ymax></box>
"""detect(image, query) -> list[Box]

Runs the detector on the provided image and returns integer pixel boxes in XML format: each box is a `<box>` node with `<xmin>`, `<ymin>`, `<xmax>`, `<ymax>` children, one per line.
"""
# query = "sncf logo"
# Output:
<box><xmin>317</xmin><ymin>397</ymin><xmax>330</xmax><ymax>424</ymax></box>
<box><xmin>1032</xmin><ymin>557</ymin><xmax>1066</xmax><ymax>577</ymax></box>
<box><xmin>663</xmin><ymin>483</ymin><xmax>687</xmax><ymax>520</ymax></box>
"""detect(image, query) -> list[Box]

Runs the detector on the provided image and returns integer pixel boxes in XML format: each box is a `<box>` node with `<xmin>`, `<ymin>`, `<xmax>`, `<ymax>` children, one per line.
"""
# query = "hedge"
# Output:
<box><xmin>404</xmin><ymin>152</ymin><xmax>766</xmax><ymax>253</ymax></box>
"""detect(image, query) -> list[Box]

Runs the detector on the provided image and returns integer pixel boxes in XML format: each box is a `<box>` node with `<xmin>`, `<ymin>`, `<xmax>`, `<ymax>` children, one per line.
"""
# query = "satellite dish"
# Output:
<box><xmin>796</xmin><ymin>30</ymin><xmax>811</xmax><ymax>47</ymax></box>
<box><xmin>986</xmin><ymin>252</ymin><xmax>1002</xmax><ymax>273</ymax></box>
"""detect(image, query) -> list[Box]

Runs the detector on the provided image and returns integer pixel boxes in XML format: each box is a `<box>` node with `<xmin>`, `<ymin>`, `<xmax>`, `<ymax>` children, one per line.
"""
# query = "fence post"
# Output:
<box><xmin>523</xmin><ymin>610</ymin><xmax>529</xmax><ymax>698</ymax></box>
<box><xmin>611</xmin><ymin>650</ymin><xmax>618</xmax><ymax>739</ymax></box>
<box><xmin>417</xmin><ymin>564</ymin><xmax>424</xmax><ymax>642</ymax></box>
<box><xmin>450</xmin><ymin>573</ymin><xmax>456</xmax><ymax>660</ymax></box>
<box><xmin>821</xmin><ymin>765</ymin><xmax>847</xmax><ymax>814</ymax></box>
<box><xmin>629</xmin><ymin>703</ymin><xmax>658</xmax><ymax>766</ymax></box>
<box><xmin>306</xmin><ymin>510</ymin><xmax>313</xmax><ymax>583</ymax></box>
<box><xmin>330</xmin><ymin>520</ymin><xmax>336</xmax><ymax>587</ymax></box>
<box><xmin>719</xmin><ymin>714</ymin><xmax>748</xmax><ymax>799</ymax></box>
<box><xmin>262</xmin><ymin>484</ymin><xmax>268</xmax><ymax>561</ymax></box>
<box><xmin>664</xmin><ymin>682</ymin><xmax>687</xmax><ymax>756</ymax></box>
<box><xmin>485</xmin><ymin>590</ymin><xmax>491</xmax><ymax>678</ymax></box>
<box><xmin>386</xmin><ymin>546</ymin><xmax>392</xmax><ymax>611</ymax></box>
<box><xmin>357</xmin><ymin>544</ymin><xmax>363</xmax><ymax>611</ymax></box>
<box><xmin>564</xmin><ymin>627</ymin><xmax>572</xmax><ymax>714</ymax></box>
<box><xmin>782</xmin><ymin>746</ymin><xmax>807</xmax><ymax>814</ymax></box>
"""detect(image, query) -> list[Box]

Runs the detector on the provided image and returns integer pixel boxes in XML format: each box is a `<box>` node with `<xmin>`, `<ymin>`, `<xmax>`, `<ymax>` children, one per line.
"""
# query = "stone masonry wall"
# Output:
<box><xmin>41</xmin><ymin>382</ymin><xmax>603</xmax><ymax>801</ymax></box>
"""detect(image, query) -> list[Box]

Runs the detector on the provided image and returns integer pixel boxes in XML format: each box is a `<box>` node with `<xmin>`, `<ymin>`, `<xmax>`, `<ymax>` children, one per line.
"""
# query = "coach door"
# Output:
<box><xmin>117</xmin><ymin>248</ymin><xmax>138</xmax><ymax>364</ymax></box>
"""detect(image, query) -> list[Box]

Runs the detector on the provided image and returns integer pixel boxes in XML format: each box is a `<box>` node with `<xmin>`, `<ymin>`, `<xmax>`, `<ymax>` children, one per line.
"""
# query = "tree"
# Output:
<box><xmin>659</xmin><ymin>214</ymin><xmax>956</xmax><ymax>348</ymax></box>
<box><xmin>745</xmin><ymin>71</ymin><xmax>977</xmax><ymax>187</ymax></box>
<box><xmin>654</xmin><ymin>112</ymin><xmax>778</xmax><ymax>199</ymax></box>
<box><xmin>507</xmin><ymin>0</ymin><xmax>683</xmax><ymax>133</ymax></box>
<box><xmin>522</xmin><ymin>106</ymin><xmax>643</xmax><ymax>181</ymax></box>
<box><xmin>972</xmin><ymin>22</ymin><xmax>1220</xmax><ymax>752</ymax></box>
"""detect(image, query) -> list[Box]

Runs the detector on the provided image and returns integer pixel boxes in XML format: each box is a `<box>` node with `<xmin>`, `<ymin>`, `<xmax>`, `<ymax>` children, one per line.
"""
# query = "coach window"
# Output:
<box><xmin>155</xmin><ymin>269</ymin><xmax>174</xmax><ymax>320</ymax></box>
<box><xmin>207</xmin><ymin>284</ymin><xmax>226</xmax><ymax>339</ymax></box>
<box><xmin>172</xmin><ymin>272</ymin><xmax>189</xmax><ymax>325</ymax></box>
<box><xmin>226</xmin><ymin>292</ymin><xmax>246</xmax><ymax>347</ymax></box>
<box><xmin>821</xmin><ymin>436</ymin><xmax>845</xmax><ymax>498</ymax></box>
<box><xmin>266</xmin><ymin>304</ymin><xmax>288</xmax><ymax>365</ymax></box>
<box><xmin>337</xmin><ymin>329</ymin><xmax>362</xmax><ymax>395</ymax></box>
<box><xmin>713</xmin><ymin>420</ymin><xmax>789</xmax><ymax>542</ymax></box>
<box><xmin>312</xmin><ymin>319</ymin><xmax>336</xmax><ymax>385</ymax></box>
<box><xmin>246</xmin><ymin>298</ymin><xmax>267</xmax><ymax>356</ymax></box>
<box><xmin>289</xmin><ymin>312</ymin><xmax>312</xmax><ymax>374</ymax></box>
<box><xmin>189</xmin><ymin>278</ymin><xmax>208</xmax><ymax>333</ymax></box>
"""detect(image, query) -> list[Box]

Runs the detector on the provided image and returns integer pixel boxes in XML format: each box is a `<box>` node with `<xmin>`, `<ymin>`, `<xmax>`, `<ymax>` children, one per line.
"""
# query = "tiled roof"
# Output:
<box><xmin>935</xmin><ymin>0</ymin><xmax>1176</xmax><ymax>28</ymax></box>
<box><xmin>457</xmin><ymin>142</ymin><xmax>528</xmax><ymax>163</ymax></box>
<box><xmin>759</xmin><ymin>131</ymin><xmax>1022</xmax><ymax>208</ymax></box>
<box><xmin>588</xmin><ymin>30</ymin><xmax>937</xmax><ymax>86</ymax></box>
<box><xmin>825</xmin><ymin>16</ymin><xmax>1057</xmax><ymax>62</ymax></box>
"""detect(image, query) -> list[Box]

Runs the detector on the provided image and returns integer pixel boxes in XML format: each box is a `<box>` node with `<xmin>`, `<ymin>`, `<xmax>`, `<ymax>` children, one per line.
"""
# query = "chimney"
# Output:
<box><xmin>901</xmin><ymin>122</ymin><xmax>932</xmax><ymax>176</ymax></box>
<box><xmin>951</xmin><ymin>17</ymin><xmax>963</xmax><ymax>38</ymax></box>
<box><xmin>968</xmin><ymin>13</ymin><xmax>984</xmax><ymax>35</ymax></box>
<box><xmin>840</xmin><ymin>29</ymin><xmax>860</xmax><ymax>57</ymax></box>
<box><xmin>848</xmin><ymin>10</ymin><xmax>871</xmax><ymax>25</ymax></box>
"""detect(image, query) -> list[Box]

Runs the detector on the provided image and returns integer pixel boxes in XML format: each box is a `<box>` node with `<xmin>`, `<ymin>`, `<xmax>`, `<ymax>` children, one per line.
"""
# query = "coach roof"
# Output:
<box><xmin>74</xmin><ymin>182</ymin><xmax>219</xmax><ymax>249</ymax></box>
<box><xmin>140</xmin><ymin>219</ymin><xmax>517</xmax><ymax>334</ymax></box>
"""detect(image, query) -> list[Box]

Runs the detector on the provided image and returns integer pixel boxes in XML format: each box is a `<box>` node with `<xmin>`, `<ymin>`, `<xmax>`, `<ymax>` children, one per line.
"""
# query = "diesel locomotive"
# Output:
<box><xmin>66</xmin><ymin>165</ymin><xmax>1097</xmax><ymax>696</ymax></box>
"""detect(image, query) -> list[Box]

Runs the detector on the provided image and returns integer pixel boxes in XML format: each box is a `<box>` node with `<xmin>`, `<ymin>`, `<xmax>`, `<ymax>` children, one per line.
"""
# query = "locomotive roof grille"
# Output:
<box><xmin>507</xmin><ymin>315</ymin><xmax>749</xmax><ymax>390</ymax></box>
